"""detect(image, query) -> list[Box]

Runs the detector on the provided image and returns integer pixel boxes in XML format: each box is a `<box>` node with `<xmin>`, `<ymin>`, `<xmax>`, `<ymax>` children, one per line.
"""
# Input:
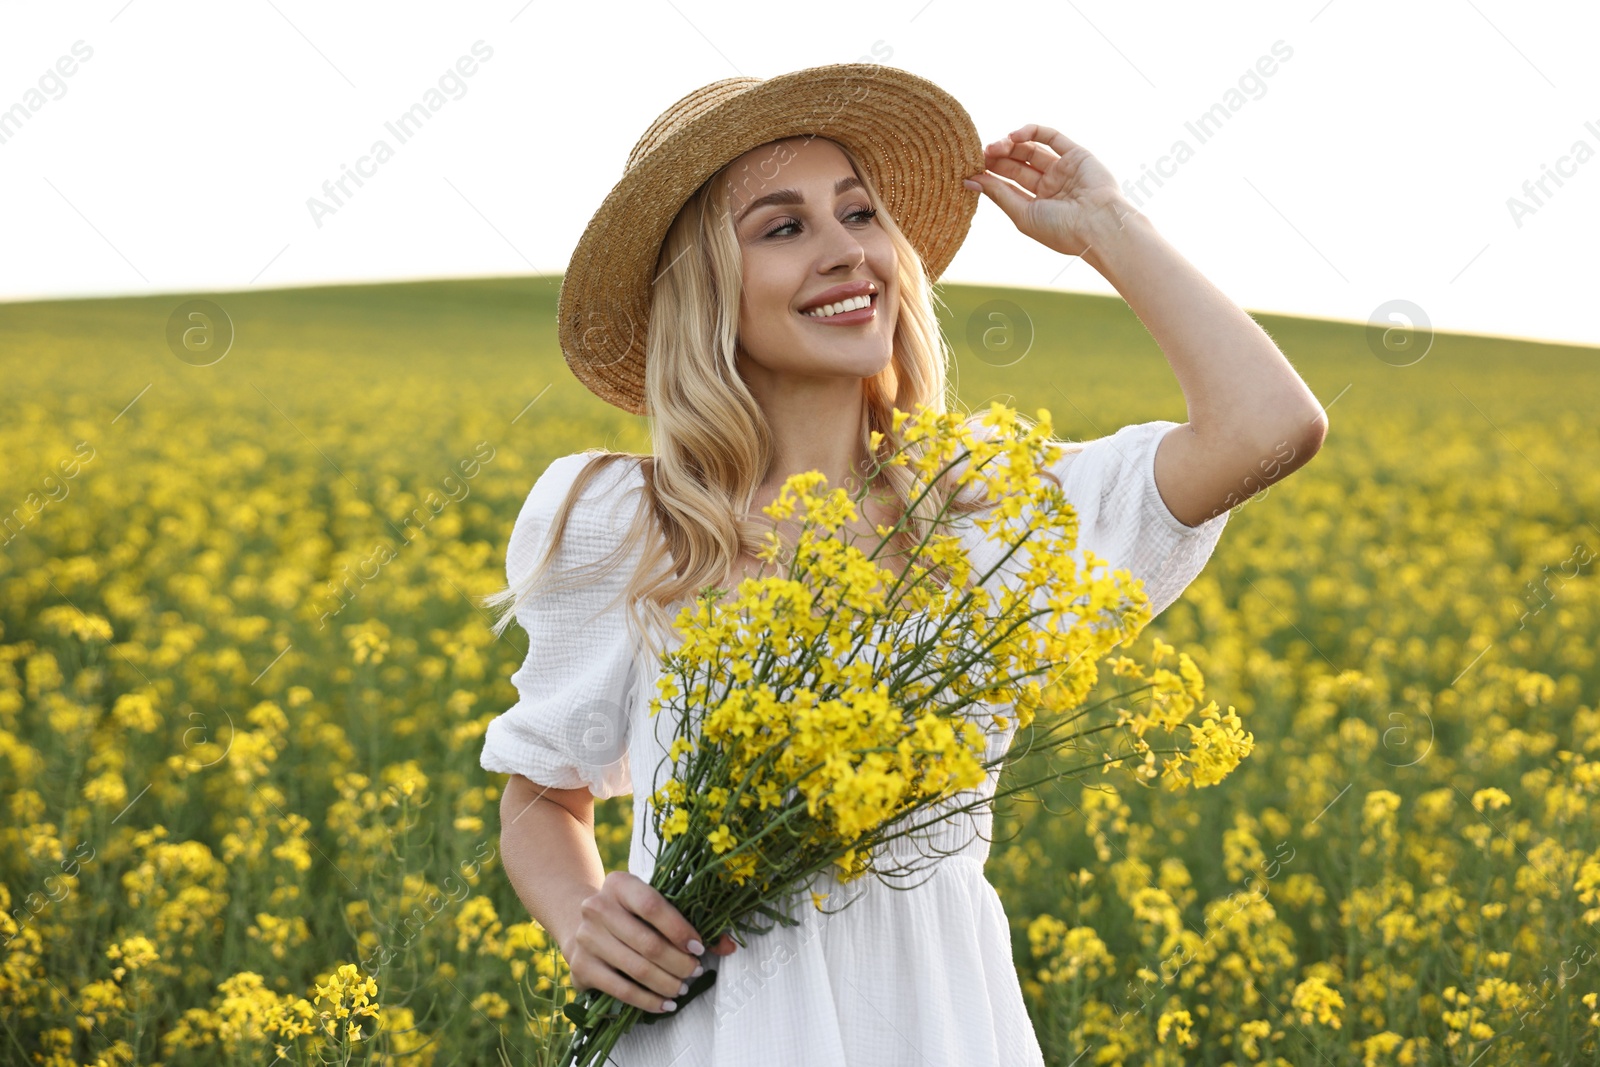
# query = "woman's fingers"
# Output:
<box><xmin>570</xmin><ymin>951</ymin><xmax>678</xmax><ymax>1014</ymax></box>
<box><xmin>579</xmin><ymin>871</ymin><xmax>719</xmax><ymax>1005</ymax></box>
<box><xmin>1008</xmin><ymin>122</ymin><xmax>1082</xmax><ymax>158</ymax></box>
<box><xmin>965</xmin><ymin>169</ymin><xmax>1035</xmax><ymax>228</ymax></box>
<box><xmin>566</xmin><ymin>871</ymin><xmax>734</xmax><ymax>1016</ymax></box>
<box><xmin>611</xmin><ymin>873</ymin><xmax>704</xmax><ymax>964</ymax></box>
<box><xmin>600</xmin><ymin>932</ymin><xmax>691</xmax><ymax>1003</ymax></box>
<box><xmin>984</xmin><ymin>155</ymin><xmax>1045</xmax><ymax>196</ymax></box>
<box><xmin>605</xmin><ymin>900</ymin><xmax>701</xmax><ymax>992</ymax></box>
<box><xmin>572</xmin><ymin>906</ymin><xmax>688</xmax><ymax>1009</ymax></box>
<box><xmin>988</xmin><ymin>136</ymin><xmax>1060</xmax><ymax>178</ymax></box>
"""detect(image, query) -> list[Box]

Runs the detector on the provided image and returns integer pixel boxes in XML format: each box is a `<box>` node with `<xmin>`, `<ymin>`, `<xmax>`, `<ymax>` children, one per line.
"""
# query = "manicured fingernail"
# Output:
<box><xmin>964</xmin><ymin>179</ymin><xmax>981</xmax><ymax>191</ymax></box>
<box><xmin>691</xmin><ymin>963</ymin><xmax>704</xmax><ymax>977</ymax></box>
<box><xmin>687</xmin><ymin>939</ymin><xmax>704</xmax><ymax>954</ymax></box>
<box><xmin>678</xmin><ymin>980</ymin><xmax>689</xmax><ymax>996</ymax></box>
<box><xmin>661</xmin><ymin>999</ymin><xmax>677</xmax><ymax>1012</ymax></box>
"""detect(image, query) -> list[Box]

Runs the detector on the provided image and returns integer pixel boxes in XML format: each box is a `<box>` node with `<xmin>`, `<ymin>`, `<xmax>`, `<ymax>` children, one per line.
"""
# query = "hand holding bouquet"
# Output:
<box><xmin>558</xmin><ymin>403</ymin><xmax>1253</xmax><ymax>1065</ymax></box>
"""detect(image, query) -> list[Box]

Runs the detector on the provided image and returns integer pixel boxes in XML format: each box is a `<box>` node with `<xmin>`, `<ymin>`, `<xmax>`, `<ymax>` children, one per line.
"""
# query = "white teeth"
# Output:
<box><xmin>802</xmin><ymin>294</ymin><xmax>873</xmax><ymax>318</ymax></box>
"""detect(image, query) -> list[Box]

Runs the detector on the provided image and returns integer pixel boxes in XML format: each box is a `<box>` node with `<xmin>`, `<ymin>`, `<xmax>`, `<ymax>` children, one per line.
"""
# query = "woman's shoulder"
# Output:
<box><xmin>521</xmin><ymin>450</ymin><xmax>647</xmax><ymax>519</ymax></box>
<box><xmin>538</xmin><ymin>449</ymin><xmax>648</xmax><ymax>493</ymax></box>
<box><xmin>509</xmin><ymin>451</ymin><xmax>649</xmax><ymax>576</ymax></box>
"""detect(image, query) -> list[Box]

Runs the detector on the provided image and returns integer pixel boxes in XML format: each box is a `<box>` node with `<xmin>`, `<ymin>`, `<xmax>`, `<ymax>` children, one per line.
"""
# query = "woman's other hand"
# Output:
<box><xmin>565</xmin><ymin>870</ymin><xmax>738</xmax><ymax>1013</ymax></box>
<box><xmin>965</xmin><ymin>124</ymin><xmax>1133</xmax><ymax>257</ymax></box>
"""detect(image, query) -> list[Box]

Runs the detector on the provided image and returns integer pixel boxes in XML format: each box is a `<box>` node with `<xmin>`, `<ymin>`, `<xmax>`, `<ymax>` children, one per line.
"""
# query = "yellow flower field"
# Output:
<box><xmin>1</xmin><ymin>278</ymin><xmax>1597</xmax><ymax>1064</ymax></box>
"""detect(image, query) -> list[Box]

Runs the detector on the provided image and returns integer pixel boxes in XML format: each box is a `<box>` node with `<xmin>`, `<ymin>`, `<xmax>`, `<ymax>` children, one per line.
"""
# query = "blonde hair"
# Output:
<box><xmin>486</xmin><ymin>137</ymin><xmax>1069</xmax><ymax>653</ymax></box>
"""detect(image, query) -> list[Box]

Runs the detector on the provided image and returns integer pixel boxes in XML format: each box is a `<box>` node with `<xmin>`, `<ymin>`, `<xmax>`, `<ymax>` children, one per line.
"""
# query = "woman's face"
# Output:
<box><xmin>725</xmin><ymin>137</ymin><xmax>899</xmax><ymax>389</ymax></box>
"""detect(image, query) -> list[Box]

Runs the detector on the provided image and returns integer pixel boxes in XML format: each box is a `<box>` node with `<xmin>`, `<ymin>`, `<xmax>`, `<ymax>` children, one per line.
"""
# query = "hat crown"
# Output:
<box><xmin>625</xmin><ymin>76</ymin><xmax>763</xmax><ymax>175</ymax></box>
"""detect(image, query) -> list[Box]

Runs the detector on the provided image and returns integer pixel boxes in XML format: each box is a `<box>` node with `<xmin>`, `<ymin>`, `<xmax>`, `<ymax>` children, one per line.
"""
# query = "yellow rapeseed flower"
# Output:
<box><xmin>1292</xmin><ymin>975</ymin><xmax>1346</xmax><ymax>1028</ymax></box>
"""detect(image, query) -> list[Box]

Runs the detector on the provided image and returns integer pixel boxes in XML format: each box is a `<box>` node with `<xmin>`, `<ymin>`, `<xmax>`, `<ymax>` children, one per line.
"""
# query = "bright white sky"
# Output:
<box><xmin>3</xmin><ymin>0</ymin><xmax>1597</xmax><ymax>346</ymax></box>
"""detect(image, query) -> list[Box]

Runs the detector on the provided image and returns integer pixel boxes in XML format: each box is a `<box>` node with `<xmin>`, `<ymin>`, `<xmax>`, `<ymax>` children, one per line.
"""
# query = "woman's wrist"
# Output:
<box><xmin>1077</xmin><ymin>199</ymin><xmax>1158</xmax><ymax>281</ymax></box>
<box><xmin>544</xmin><ymin>864</ymin><xmax>605</xmax><ymax>963</ymax></box>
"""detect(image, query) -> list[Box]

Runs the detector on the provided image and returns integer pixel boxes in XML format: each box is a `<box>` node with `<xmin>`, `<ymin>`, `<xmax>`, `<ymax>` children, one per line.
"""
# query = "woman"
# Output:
<box><xmin>480</xmin><ymin>63</ymin><xmax>1325</xmax><ymax>1065</ymax></box>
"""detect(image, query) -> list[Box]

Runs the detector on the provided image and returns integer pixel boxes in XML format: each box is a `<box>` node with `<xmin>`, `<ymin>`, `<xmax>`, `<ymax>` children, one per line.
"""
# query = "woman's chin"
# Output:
<box><xmin>802</xmin><ymin>342</ymin><xmax>895</xmax><ymax>379</ymax></box>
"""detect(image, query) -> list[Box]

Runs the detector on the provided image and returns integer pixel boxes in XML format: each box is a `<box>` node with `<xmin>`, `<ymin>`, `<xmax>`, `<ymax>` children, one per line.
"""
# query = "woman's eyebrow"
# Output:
<box><xmin>735</xmin><ymin>176</ymin><xmax>865</xmax><ymax>224</ymax></box>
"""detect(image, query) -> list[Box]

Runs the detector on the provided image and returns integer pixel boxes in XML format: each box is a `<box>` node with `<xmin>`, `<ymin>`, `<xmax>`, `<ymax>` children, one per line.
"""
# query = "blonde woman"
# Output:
<box><xmin>479</xmin><ymin>63</ymin><xmax>1325</xmax><ymax>1065</ymax></box>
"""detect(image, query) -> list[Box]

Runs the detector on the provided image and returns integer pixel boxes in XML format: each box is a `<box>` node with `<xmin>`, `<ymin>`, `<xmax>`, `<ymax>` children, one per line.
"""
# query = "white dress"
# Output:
<box><xmin>479</xmin><ymin>419</ymin><xmax>1231</xmax><ymax>1066</ymax></box>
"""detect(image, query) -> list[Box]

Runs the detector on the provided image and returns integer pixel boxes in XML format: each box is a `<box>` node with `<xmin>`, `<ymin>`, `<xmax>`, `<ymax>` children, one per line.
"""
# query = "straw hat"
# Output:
<box><xmin>556</xmin><ymin>62</ymin><xmax>985</xmax><ymax>416</ymax></box>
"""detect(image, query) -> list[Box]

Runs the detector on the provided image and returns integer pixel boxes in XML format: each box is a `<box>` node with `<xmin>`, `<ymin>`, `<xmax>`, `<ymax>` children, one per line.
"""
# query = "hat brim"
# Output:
<box><xmin>557</xmin><ymin>62</ymin><xmax>985</xmax><ymax>416</ymax></box>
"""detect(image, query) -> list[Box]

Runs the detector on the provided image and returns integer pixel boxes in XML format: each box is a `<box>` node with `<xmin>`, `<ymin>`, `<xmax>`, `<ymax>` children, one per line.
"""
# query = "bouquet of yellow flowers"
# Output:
<box><xmin>558</xmin><ymin>403</ymin><xmax>1253</xmax><ymax>1066</ymax></box>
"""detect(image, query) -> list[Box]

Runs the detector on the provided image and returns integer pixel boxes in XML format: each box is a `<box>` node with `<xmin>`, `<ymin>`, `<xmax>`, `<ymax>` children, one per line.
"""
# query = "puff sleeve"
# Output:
<box><xmin>478</xmin><ymin>453</ymin><xmax>645</xmax><ymax>799</ymax></box>
<box><xmin>1048</xmin><ymin>419</ymin><xmax>1230</xmax><ymax>621</ymax></box>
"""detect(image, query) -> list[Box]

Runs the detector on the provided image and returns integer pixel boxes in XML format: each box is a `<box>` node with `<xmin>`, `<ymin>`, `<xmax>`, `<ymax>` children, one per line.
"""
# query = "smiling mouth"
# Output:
<box><xmin>798</xmin><ymin>293</ymin><xmax>878</xmax><ymax>323</ymax></box>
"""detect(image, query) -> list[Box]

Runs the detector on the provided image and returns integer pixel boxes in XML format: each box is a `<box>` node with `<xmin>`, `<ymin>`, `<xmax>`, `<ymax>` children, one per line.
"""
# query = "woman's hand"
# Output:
<box><xmin>965</xmin><ymin>124</ymin><xmax>1134</xmax><ymax>257</ymax></box>
<box><xmin>565</xmin><ymin>870</ymin><xmax>738</xmax><ymax>1013</ymax></box>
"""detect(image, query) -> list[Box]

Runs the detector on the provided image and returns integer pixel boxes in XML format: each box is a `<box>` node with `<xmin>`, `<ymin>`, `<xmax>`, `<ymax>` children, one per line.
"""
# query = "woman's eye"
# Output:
<box><xmin>763</xmin><ymin>207</ymin><xmax>878</xmax><ymax>239</ymax></box>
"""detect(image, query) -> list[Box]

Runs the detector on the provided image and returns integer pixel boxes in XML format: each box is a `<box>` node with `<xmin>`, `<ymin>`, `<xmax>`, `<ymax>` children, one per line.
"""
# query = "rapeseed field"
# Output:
<box><xmin>2</xmin><ymin>277</ymin><xmax>1597</xmax><ymax>1064</ymax></box>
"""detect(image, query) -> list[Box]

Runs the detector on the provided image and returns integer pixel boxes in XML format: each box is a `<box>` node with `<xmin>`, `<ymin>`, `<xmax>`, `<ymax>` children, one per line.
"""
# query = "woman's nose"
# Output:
<box><xmin>818</xmin><ymin>221</ymin><xmax>867</xmax><ymax>271</ymax></box>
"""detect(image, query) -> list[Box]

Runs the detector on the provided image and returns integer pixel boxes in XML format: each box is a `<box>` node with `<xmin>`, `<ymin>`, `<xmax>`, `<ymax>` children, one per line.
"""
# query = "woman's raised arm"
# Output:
<box><xmin>966</xmin><ymin>123</ymin><xmax>1327</xmax><ymax>527</ymax></box>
